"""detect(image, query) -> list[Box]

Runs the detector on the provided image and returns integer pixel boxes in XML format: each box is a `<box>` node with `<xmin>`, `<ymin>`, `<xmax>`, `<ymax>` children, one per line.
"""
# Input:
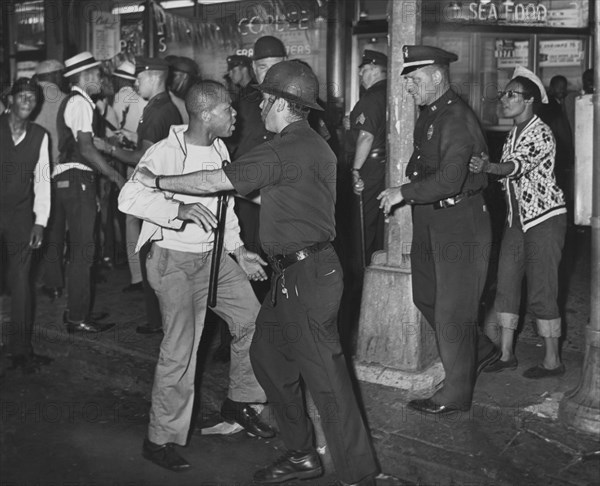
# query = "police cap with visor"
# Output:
<box><xmin>400</xmin><ymin>45</ymin><xmax>458</xmax><ymax>75</ymax></box>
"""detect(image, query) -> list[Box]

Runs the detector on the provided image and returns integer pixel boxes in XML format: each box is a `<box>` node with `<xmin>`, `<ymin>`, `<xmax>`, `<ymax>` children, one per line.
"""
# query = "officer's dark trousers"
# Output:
<box><xmin>0</xmin><ymin>210</ymin><xmax>34</xmax><ymax>356</ymax></box>
<box><xmin>411</xmin><ymin>194</ymin><xmax>495</xmax><ymax>408</ymax></box>
<box><xmin>250</xmin><ymin>244</ymin><xmax>378</xmax><ymax>483</ymax></box>
<box><xmin>44</xmin><ymin>169</ymin><xmax>97</xmax><ymax>322</ymax></box>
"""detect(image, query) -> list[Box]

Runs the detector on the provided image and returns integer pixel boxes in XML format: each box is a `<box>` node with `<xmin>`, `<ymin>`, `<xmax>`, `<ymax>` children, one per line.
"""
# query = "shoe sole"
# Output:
<box><xmin>141</xmin><ymin>451</ymin><xmax>191</xmax><ymax>472</ymax></box>
<box><xmin>255</xmin><ymin>466</ymin><xmax>323</xmax><ymax>483</ymax></box>
<box><xmin>484</xmin><ymin>361</ymin><xmax>518</xmax><ymax>373</ymax></box>
<box><xmin>477</xmin><ymin>349</ymin><xmax>502</xmax><ymax>375</ymax></box>
<box><xmin>222</xmin><ymin>418</ymin><xmax>275</xmax><ymax>439</ymax></box>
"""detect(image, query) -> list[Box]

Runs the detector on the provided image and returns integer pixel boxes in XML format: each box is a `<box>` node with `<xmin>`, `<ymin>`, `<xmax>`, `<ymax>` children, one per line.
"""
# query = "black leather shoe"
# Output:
<box><xmin>122</xmin><ymin>282</ymin><xmax>144</xmax><ymax>293</ymax></box>
<box><xmin>65</xmin><ymin>319</ymin><xmax>115</xmax><ymax>334</ymax></box>
<box><xmin>253</xmin><ymin>450</ymin><xmax>323</xmax><ymax>483</ymax></box>
<box><xmin>142</xmin><ymin>438</ymin><xmax>191</xmax><ymax>472</ymax></box>
<box><xmin>64</xmin><ymin>310</ymin><xmax>109</xmax><ymax>324</ymax></box>
<box><xmin>221</xmin><ymin>398</ymin><xmax>275</xmax><ymax>438</ymax></box>
<box><xmin>8</xmin><ymin>353</ymin><xmax>54</xmax><ymax>374</ymax></box>
<box><xmin>407</xmin><ymin>398</ymin><xmax>469</xmax><ymax>415</ymax></box>
<box><xmin>91</xmin><ymin>311</ymin><xmax>109</xmax><ymax>321</ymax></box>
<box><xmin>476</xmin><ymin>347</ymin><xmax>502</xmax><ymax>375</ymax></box>
<box><xmin>41</xmin><ymin>286</ymin><xmax>62</xmax><ymax>300</ymax></box>
<box><xmin>136</xmin><ymin>325</ymin><xmax>163</xmax><ymax>335</ymax></box>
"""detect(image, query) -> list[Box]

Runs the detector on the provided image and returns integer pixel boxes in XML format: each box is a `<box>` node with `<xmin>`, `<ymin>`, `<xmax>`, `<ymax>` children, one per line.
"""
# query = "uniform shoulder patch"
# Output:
<box><xmin>427</xmin><ymin>124</ymin><xmax>434</xmax><ymax>140</ymax></box>
<box><xmin>356</xmin><ymin>113</ymin><xmax>366</xmax><ymax>125</ymax></box>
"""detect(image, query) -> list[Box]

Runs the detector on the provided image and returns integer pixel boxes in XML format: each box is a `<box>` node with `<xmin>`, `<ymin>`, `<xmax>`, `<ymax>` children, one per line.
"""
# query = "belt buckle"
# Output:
<box><xmin>295</xmin><ymin>249</ymin><xmax>309</xmax><ymax>261</ymax></box>
<box><xmin>443</xmin><ymin>197</ymin><xmax>456</xmax><ymax>208</ymax></box>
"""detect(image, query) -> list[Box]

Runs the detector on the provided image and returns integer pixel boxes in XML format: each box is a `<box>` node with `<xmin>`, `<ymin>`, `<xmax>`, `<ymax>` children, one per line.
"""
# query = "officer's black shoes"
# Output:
<box><xmin>142</xmin><ymin>438</ymin><xmax>191</xmax><ymax>472</ymax></box>
<box><xmin>407</xmin><ymin>398</ymin><xmax>470</xmax><ymax>415</ymax></box>
<box><xmin>41</xmin><ymin>286</ymin><xmax>62</xmax><ymax>301</ymax></box>
<box><xmin>476</xmin><ymin>347</ymin><xmax>502</xmax><ymax>375</ymax></box>
<box><xmin>221</xmin><ymin>398</ymin><xmax>275</xmax><ymax>439</ymax></box>
<box><xmin>253</xmin><ymin>449</ymin><xmax>323</xmax><ymax>483</ymax></box>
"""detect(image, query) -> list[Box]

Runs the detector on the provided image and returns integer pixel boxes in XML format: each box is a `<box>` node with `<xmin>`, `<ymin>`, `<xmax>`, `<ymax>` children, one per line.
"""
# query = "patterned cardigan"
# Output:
<box><xmin>500</xmin><ymin>115</ymin><xmax>566</xmax><ymax>232</ymax></box>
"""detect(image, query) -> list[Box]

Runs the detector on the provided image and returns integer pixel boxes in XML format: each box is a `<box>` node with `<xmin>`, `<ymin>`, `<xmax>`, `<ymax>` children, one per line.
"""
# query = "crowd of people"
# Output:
<box><xmin>0</xmin><ymin>32</ymin><xmax>593</xmax><ymax>484</ymax></box>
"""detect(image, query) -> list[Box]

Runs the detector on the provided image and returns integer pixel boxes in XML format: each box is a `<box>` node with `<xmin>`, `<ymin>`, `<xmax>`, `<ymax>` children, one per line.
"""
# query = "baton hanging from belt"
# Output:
<box><xmin>208</xmin><ymin>160</ymin><xmax>230</xmax><ymax>308</ymax></box>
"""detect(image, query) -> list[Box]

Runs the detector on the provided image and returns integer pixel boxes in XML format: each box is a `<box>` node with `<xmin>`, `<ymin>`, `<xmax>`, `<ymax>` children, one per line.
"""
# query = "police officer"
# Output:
<box><xmin>378</xmin><ymin>46</ymin><xmax>500</xmax><ymax>414</ymax></box>
<box><xmin>95</xmin><ymin>57</ymin><xmax>182</xmax><ymax>334</ymax></box>
<box><xmin>348</xmin><ymin>49</ymin><xmax>388</xmax><ymax>264</ymax></box>
<box><xmin>167</xmin><ymin>56</ymin><xmax>200</xmax><ymax>124</ymax></box>
<box><xmin>252</xmin><ymin>35</ymin><xmax>286</xmax><ymax>84</ymax></box>
<box><xmin>134</xmin><ymin>61</ymin><xmax>379</xmax><ymax>485</ymax></box>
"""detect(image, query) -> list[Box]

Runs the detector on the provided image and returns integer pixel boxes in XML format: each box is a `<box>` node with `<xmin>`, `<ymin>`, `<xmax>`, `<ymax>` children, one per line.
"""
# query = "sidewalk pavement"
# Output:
<box><xmin>2</xmin><ymin>248</ymin><xmax>599</xmax><ymax>485</ymax></box>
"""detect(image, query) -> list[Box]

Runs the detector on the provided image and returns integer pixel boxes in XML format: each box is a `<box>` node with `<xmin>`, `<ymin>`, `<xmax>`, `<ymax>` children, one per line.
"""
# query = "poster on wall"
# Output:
<box><xmin>90</xmin><ymin>11</ymin><xmax>121</xmax><ymax>60</ymax></box>
<box><xmin>539</xmin><ymin>39</ymin><xmax>584</xmax><ymax>67</ymax></box>
<box><xmin>495</xmin><ymin>39</ymin><xmax>529</xmax><ymax>69</ymax></box>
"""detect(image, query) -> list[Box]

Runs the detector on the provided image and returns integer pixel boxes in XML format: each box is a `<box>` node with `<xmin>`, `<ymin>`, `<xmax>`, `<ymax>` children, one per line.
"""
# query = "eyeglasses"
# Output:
<box><xmin>498</xmin><ymin>90</ymin><xmax>526</xmax><ymax>99</ymax></box>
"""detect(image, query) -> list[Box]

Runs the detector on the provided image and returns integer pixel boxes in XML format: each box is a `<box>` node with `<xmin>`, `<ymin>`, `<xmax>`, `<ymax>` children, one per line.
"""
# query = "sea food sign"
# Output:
<box><xmin>426</xmin><ymin>1</ymin><xmax>552</xmax><ymax>25</ymax></box>
<box><xmin>468</xmin><ymin>1</ymin><xmax>547</xmax><ymax>23</ymax></box>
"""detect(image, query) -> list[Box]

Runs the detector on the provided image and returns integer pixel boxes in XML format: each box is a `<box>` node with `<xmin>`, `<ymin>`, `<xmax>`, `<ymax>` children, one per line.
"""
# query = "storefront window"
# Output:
<box><xmin>14</xmin><ymin>0</ymin><xmax>46</xmax><ymax>78</ymax></box>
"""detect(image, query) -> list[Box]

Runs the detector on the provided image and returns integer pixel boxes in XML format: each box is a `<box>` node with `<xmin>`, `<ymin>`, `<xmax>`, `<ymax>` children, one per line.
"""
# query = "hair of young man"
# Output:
<box><xmin>550</xmin><ymin>75</ymin><xmax>567</xmax><ymax>87</ymax></box>
<box><xmin>185</xmin><ymin>80</ymin><xmax>227</xmax><ymax>117</ymax></box>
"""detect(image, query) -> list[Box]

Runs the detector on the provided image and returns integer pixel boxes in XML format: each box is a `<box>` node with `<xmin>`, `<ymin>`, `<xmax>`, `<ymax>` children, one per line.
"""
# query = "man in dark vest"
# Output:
<box><xmin>43</xmin><ymin>51</ymin><xmax>124</xmax><ymax>333</ymax></box>
<box><xmin>0</xmin><ymin>78</ymin><xmax>52</xmax><ymax>374</ymax></box>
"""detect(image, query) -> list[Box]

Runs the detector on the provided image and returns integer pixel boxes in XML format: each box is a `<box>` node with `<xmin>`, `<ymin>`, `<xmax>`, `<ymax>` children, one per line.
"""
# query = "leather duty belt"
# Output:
<box><xmin>268</xmin><ymin>241</ymin><xmax>331</xmax><ymax>274</ymax></box>
<box><xmin>433</xmin><ymin>189</ymin><xmax>482</xmax><ymax>210</ymax></box>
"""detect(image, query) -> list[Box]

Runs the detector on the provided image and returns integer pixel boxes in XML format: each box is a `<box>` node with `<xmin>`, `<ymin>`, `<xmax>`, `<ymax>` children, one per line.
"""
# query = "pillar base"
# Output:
<box><xmin>355</xmin><ymin>360</ymin><xmax>445</xmax><ymax>393</ymax></box>
<box><xmin>559</xmin><ymin>331</ymin><xmax>600</xmax><ymax>435</ymax></box>
<box><xmin>356</xmin><ymin>264</ymin><xmax>438</xmax><ymax>371</ymax></box>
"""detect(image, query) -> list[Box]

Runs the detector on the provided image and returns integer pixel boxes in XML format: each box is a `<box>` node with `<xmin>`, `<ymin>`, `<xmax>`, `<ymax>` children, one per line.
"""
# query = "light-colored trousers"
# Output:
<box><xmin>146</xmin><ymin>244</ymin><xmax>265</xmax><ymax>445</ymax></box>
<box><xmin>125</xmin><ymin>214</ymin><xmax>143</xmax><ymax>284</ymax></box>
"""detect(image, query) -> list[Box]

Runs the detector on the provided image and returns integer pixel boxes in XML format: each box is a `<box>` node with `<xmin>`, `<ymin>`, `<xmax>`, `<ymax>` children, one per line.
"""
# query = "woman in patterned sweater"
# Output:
<box><xmin>470</xmin><ymin>67</ymin><xmax>567</xmax><ymax>379</ymax></box>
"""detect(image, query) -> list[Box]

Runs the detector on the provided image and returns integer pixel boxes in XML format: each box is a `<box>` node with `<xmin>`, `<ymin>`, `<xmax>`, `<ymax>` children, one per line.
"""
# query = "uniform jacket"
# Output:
<box><xmin>401</xmin><ymin>89</ymin><xmax>487</xmax><ymax>204</ymax></box>
<box><xmin>118</xmin><ymin>125</ymin><xmax>243</xmax><ymax>253</ymax></box>
<box><xmin>501</xmin><ymin>115</ymin><xmax>566</xmax><ymax>232</ymax></box>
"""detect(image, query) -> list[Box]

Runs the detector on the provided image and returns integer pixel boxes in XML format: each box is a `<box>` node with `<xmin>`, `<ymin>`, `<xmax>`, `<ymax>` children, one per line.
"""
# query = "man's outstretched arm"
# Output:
<box><xmin>134</xmin><ymin>165</ymin><xmax>234</xmax><ymax>195</ymax></box>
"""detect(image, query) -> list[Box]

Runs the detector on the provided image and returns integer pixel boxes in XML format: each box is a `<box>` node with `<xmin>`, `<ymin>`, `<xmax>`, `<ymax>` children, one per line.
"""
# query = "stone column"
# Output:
<box><xmin>354</xmin><ymin>0</ymin><xmax>444</xmax><ymax>392</ymax></box>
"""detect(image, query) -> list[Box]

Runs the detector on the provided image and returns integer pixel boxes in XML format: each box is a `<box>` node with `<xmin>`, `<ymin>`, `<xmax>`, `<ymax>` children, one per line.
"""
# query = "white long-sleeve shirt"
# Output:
<box><xmin>13</xmin><ymin>130</ymin><xmax>51</xmax><ymax>227</ymax></box>
<box><xmin>118</xmin><ymin>125</ymin><xmax>243</xmax><ymax>254</ymax></box>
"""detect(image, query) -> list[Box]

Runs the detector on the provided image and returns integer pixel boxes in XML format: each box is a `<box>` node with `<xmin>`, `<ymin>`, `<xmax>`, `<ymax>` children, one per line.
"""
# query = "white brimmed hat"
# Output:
<box><xmin>511</xmin><ymin>65</ymin><xmax>548</xmax><ymax>104</ymax></box>
<box><xmin>63</xmin><ymin>51</ymin><xmax>101</xmax><ymax>77</ymax></box>
<box><xmin>113</xmin><ymin>61</ymin><xmax>136</xmax><ymax>81</ymax></box>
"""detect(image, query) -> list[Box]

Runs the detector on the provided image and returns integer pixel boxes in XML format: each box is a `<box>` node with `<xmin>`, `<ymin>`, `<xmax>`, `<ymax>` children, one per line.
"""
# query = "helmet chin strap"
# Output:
<box><xmin>260</xmin><ymin>95</ymin><xmax>277</xmax><ymax>123</ymax></box>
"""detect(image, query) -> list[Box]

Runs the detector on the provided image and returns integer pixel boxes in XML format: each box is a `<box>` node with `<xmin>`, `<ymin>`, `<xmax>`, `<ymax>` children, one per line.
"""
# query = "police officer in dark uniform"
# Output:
<box><xmin>378</xmin><ymin>46</ymin><xmax>500</xmax><ymax>415</ymax></box>
<box><xmin>348</xmin><ymin>49</ymin><xmax>388</xmax><ymax>264</ymax></box>
<box><xmin>225</xmin><ymin>54</ymin><xmax>269</xmax><ymax>159</ymax></box>
<box><xmin>134</xmin><ymin>61</ymin><xmax>379</xmax><ymax>485</ymax></box>
<box><xmin>95</xmin><ymin>57</ymin><xmax>182</xmax><ymax>334</ymax></box>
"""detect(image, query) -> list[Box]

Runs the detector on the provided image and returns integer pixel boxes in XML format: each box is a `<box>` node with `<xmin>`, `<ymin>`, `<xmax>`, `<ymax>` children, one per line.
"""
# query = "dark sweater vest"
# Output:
<box><xmin>56</xmin><ymin>90</ymin><xmax>100</xmax><ymax>169</ymax></box>
<box><xmin>0</xmin><ymin>113</ymin><xmax>46</xmax><ymax>215</ymax></box>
